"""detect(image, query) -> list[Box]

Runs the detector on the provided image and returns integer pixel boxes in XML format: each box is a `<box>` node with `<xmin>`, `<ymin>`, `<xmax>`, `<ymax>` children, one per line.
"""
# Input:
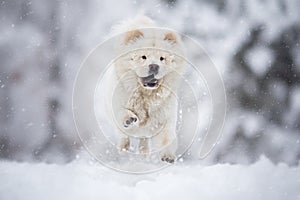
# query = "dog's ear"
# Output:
<box><xmin>164</xmin><ymin>32</ymin><xmax>177</xmax><ymax>43</ymax></box>
<box><xmin>124</xmin><ymin>29</ymin><xmax>144</xmax><ymax>44</ymax></box>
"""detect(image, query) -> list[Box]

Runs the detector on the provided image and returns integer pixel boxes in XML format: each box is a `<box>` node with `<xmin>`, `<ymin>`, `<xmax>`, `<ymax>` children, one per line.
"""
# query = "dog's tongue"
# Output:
<box><xmin>142</xmin><ymin>74</ymin><xmax>156</xmax><ymax>83</ymax></box>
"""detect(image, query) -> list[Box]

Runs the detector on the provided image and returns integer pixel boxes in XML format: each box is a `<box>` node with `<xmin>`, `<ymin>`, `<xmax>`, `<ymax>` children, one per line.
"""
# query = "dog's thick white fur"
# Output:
<box><xmin>108</xmin><ymin>16</ymin><xmax>186</xmax><ymax>163</ymax></box>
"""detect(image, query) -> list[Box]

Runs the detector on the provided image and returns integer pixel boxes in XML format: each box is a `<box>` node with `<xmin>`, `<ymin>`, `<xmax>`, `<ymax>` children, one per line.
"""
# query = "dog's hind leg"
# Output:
<box><xmin>138</xmin><ymin>138</ymin><xmax>149</xmax><ymax>157</ymax></box>
<box><xmin>118</xmin><ymin>135</ymin><xmax>130</xmax><ymax>152</ymax></box>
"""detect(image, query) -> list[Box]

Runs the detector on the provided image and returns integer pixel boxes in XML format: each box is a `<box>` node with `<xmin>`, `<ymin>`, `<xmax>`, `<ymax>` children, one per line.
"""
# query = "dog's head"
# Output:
<box><xmin>116</xmin><ymin>28</ymin><xmax>186</xmax><ymax>90</ymax></box>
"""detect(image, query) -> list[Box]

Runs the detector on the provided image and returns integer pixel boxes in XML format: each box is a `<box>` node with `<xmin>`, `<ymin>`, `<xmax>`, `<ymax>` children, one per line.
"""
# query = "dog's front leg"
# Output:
<box><xmin>118</xmin><ymin>110</ymin><xmax>137</xmax><ymax>152</ymax></box>
<box><xmin>123</xmin><ymin>109</ymin><xmax>139</xmax><ymax>129</ymax></box>
<box><xmin>152</xmin><ymin>128</ymin><xmax>177</xmax><ymax>163</ymax></box>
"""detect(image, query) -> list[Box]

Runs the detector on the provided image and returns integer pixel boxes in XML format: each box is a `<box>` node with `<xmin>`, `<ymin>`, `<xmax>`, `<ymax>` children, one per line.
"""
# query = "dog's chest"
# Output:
<box><xmin>127</xmin><ymin>88</ymin><xmax>169</xmax><ymax>127</ymax></box>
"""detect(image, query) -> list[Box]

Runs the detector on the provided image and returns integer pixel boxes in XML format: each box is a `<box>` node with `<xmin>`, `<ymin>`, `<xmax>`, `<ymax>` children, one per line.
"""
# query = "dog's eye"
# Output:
<box><xmin>160</xmin><ymin>57</ymin><xmax>165</xmax><ymax>61</ymax></box>
<box><xmin>142</xmin><ymin>55</ymin><xmax>147</xmax><ymax>60</ymax></box>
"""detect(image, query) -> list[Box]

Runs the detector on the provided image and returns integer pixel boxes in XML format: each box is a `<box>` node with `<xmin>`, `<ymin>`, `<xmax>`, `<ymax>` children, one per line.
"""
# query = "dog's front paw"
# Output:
<box><xmin>123</xmin><ymin>112</ymin><xmax>139</xmax><ymax>128</ymax></box>
<box><xmin>123</xmin><ymin>116</ymin><xmax>137</xmax><ymax>128</ymax></box>
<box><xmin>161</xmin><ymin>153</ymin><xmax>176</xmax><ymax>164</ymax></box>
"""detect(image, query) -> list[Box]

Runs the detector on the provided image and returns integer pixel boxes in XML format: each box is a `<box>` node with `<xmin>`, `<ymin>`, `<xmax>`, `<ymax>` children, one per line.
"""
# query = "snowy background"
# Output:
<box><xmin>1</xmin><ymin>0</ymin><xmax>300</xmax><ymax>199</ymax></box>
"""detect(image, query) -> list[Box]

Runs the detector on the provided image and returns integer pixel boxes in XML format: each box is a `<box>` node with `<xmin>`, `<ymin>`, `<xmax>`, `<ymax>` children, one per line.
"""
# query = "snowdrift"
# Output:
<box><xmin>0</xmin><ymin>157</ymin><xmax>299</xmax><ymax>200</ymax></box>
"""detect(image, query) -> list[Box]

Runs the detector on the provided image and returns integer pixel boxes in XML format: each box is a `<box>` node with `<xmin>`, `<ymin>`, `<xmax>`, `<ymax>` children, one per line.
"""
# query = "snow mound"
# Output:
<box><xmin>0</xmin><ymin>157</ymin><xmax>299</xmax><ymax>200</ymax></box>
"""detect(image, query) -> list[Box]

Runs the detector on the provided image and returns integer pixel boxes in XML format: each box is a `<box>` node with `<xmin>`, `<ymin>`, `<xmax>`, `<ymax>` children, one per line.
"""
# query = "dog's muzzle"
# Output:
<box><xmin>140</xmin><ymin>74</ymin><xmax>161</xmax><ymax>89</ymax></box>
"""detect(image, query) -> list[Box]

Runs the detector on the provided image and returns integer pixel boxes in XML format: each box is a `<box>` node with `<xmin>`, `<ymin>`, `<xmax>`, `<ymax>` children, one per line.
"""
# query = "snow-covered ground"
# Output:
<box><xmin>0</xmin><ymin>157</ymin><xmax>299</xmax><ymax>200</ymax></box>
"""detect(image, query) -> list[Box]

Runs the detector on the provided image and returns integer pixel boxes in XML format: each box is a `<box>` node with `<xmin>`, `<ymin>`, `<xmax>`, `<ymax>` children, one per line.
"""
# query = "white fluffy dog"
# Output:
<box><xmin>108</xmin><ymin>16</ymin><xmax>186</xmax><ymax>163</ymax></box>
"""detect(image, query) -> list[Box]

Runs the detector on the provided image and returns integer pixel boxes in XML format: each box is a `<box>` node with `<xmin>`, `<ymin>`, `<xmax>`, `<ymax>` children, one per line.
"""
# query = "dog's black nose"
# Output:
<box><xmin>149</xmin><ymin>64</ymin><xmax>159</xmax><ymax>75</ymax></box>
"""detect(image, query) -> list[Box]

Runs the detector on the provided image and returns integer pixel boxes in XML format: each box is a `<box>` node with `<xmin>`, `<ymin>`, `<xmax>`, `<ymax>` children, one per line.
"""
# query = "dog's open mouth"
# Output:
<box><xmin>140</xmin><ymin>74</ymin><xmax>161</xmax><ymax>89</ymax></box>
